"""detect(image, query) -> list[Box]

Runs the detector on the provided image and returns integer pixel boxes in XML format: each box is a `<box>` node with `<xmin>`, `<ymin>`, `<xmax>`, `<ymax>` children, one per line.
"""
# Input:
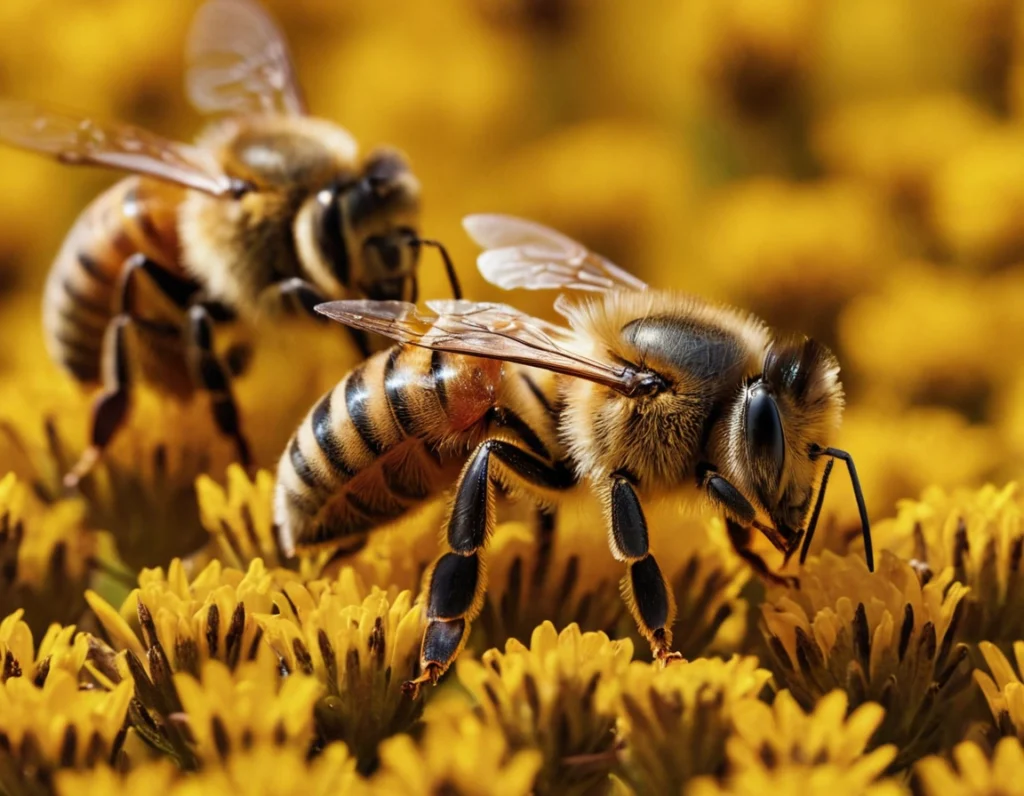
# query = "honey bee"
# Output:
<box><xmin>0</xmin><ymin>0</ymin><xmax>459</xmax><ymax>487</ymax></box>
<box><xmin>275</xmin><ymin>214</ymin><xmax>874</xmax><ymax>694</ymax></box>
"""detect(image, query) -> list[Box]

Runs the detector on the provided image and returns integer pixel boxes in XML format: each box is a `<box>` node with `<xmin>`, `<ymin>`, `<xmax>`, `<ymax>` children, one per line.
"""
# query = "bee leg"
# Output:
<box><xmin>185</xmin><ymin>304</ymin><xmax>252</xmax><ymax>469</ymax></box>
<box><xmin>263</xmin><ymin>278</ymin><xmax>371</xmax><ymax>357</ymax></box>
<box><xmin>725</xmin><ymin>519</ymin><xmax>799</xmax><ymax>589</ymax></box>
<box><xmin>607</xmin><ymin>473</ymin><xmax>680</xmax><ymax>664</ymax></box>
<box><xmin>403</xmin><ymin>439</ymin><xmax>576</xmax><ymax>697</ymax></box>
<box><xmin>65</xmin><ymin>255</ymin><xmax>197</xmax><ymax>489</ymax></box>
<box><xmin>699</xmin><ymin>465</ymin><xmax>798</xmax><ymax>588</ymax></box>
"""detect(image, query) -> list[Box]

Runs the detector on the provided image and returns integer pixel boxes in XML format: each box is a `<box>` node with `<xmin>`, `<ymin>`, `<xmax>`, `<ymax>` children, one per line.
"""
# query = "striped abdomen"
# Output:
<box><xmin>275</xmin><ymin>345</ymin><xmax>504</xmax><ymax>555</ymax></box>
<box><xmin>42</xmin><ymin>176</ymin><xmax>184</xmax><ymax>383</ymax></box>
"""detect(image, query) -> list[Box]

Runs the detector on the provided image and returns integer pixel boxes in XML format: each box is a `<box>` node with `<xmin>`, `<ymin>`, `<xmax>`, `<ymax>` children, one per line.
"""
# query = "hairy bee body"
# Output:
<box><xmin>42</xmin><ymin>176</ymin><xmax>184</xmax><ymax>384</ymax></box>
<box><xmin>0</xmin><ymin>0</ymin><xmax>452</xmax><ymax>484</ymax></box>
<box><xmin>291</xmin><ymin>213</ymin><xmax>874</xmax><ymax>695</ymax></box>
<box><xmin>276</xmin><ymin>343</ymin><xmax>564</xmax><ymax>554</ymax></box>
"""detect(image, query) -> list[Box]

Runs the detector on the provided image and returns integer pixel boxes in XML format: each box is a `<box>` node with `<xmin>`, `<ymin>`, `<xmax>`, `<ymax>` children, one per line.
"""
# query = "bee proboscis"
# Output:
<box><xmin>0</xmin><ymin>0</ymin><xmax>459</xmax><ymax>486</ymax></box>
<box><xmin>275</xmin><ymin>213</ymin><xmax>873</xmax><ymax>694</ymax></box>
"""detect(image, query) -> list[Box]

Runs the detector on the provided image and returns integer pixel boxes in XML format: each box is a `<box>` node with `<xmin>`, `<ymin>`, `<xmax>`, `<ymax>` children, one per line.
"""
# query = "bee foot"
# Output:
<box><xmin>655</xmin><ymin>649</ymin><xmax>683</xmax><ymax>668</ymax></box>
<box><xmin>401</xmin><ymin>664</ymin><xmax>442</xmax><ymax>699</ymax></box>
<box><xmin>63</xmin><ymin>446</ymin><xmax>100</xmax><ymax>491</ymax></box>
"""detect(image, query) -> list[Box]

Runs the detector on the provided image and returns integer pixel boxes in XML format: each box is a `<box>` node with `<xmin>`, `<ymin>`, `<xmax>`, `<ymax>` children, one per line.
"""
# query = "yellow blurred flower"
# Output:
<box><xmin>0</xmin><ymin>472</ymin><xmax>100</xmax><ymax>631</ymax></box>
<box><xmin>931</xmin><ymin>127</ymin><xmax>1024</xmax><ymax>268</ymax></box>
<box><xmin>873</xmin><ymin>483</ymin><xmax>1024</xmax><ymax>644</ymax></box>
<box><xmin>369</xmin><ymin>710</ymin><xmax>542</xmax><ymax>796</ymax></box>
<box><xmin>822</xmin><ymin>405</ymin><xmax>997</xmax><ymax>540</ymax></box>
<box><xmin>682</xmin><ymin>0</ymin><xmax>821</xmax><ymax>121</ymax></box>
<box><xmin>258</xmin><ymin>573</ymin><xmax>422</xmax><ymax>770</ymax></box>
<box><xmin>54</xmin><ymin>741</ymin><xmax>358</xmax><ymax>796</ymax></box>
<box><xmin>688</xmin><ymin>764</ymin><xmax>908</xmax><ymax>796</ymax></box>
<box><xmin>696</xmin><ymin>178</ymin><xmax>890</xmax><ymax>338</ymax></box>
<box><xmin>0</xmin><ymin>609</ymin><xmax>88</xmax><ymax>684</ymax></box>
<box><xmin>814</xmin><ymin>94</ymin><xmax>993</xmax><ymax>236</ymax></box>
<box><xmin>913</xmin><ymin>737</ymin><xmax>1024</xmax><ymax>796</ymax></box>
<box><xmin>615</xmin><ymin>656</ymin><xmax>771</xmax><ymax>795</ymax></box>
<box><xmin>974</xmin><ymin>641</ymin><xmax>1024</xmax><ymax>739</ymax></box>
<box><xmin>761</xmin><ymin>551</ymin><xmax>972</xmax><ymax>769</ymax></box>
<box><xmin>457</xmin><ymin>621</ymin><xmax>632</xmax><ymax>795</ymax></box>
<box><xmin>0</xmin><ymin>669</ymin><xmax>132</xmax><ymax>796</ymax></box>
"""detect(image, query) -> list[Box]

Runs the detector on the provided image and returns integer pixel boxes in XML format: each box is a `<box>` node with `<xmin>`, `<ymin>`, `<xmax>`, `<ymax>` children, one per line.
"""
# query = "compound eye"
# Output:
<box><xmin>745</xmin><ymin>383</ymin><xmax>785</xmax><ymax>481</ymax></box>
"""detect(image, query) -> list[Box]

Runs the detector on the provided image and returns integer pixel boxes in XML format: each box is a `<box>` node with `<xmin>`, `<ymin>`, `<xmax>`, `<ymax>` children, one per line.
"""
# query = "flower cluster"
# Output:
<box><xmin>0</xmin><ymin>0</ymin><xmax>1022</xmax><ymax>792</ymax></box>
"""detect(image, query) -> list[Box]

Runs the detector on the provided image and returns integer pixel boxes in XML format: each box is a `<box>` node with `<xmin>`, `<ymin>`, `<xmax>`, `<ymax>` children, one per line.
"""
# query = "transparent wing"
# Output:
<box><xmin>316</xmin><ymin>299</ymin><xmax>650</xmax><ymax>395</ymax></box>
<box><xmin>186</xmin><ymin>0</ymin><xmax>306</xmax><ymax>116</ymax></box>
<box><xmin>463</xmin><ymin>213</ymin><xmax>648</xmax><ymax>293</ymax></box>
<box><xmin>0</xmin><ymin>100</ymin><xmax>239</xmax><ymax>196</ymax></box>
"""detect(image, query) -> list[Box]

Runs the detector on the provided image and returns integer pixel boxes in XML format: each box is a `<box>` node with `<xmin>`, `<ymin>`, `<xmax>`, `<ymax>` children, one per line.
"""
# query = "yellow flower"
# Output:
<box><xmin>85</xmin><ymin>558</ymin><xmax>282</xmax><ymax>767</ymax></box>
<box><xmin>874</xmin><ymin>483</ymin><xmax>1024</xmax><ymax>644</ymax></box>
<box><xmin>761</xmin><ymin>551</ymin><xmax>972</xmax><ymax>769</ymax></box>
<box><xmin>688</xmin><ymin>765</ymin><xmax>909</xmax><ymax>796</ymax></box>
<box><xmin>369</xmin><ymin>710</ymin><xmax>542</xmax><ymax>796</ymax></box>
<box><xmin>931</xmin><ymin>127</ymin><xmax>1024</xmax><ymax>268</ymax></box>
<box><xmin>457</xmin><ymin>621</ymin><xmax>632</xmax><ymax>795</ymax></box>
<box><xmin>192</xmin><ymin>464</ymin><xmax>442</xmax><ymax>596</ymax></box>
<box><xmin>470</xmin><ymin>518</ymin><xmax>628</xmax><ymax>659</ymax></box>
<box><xmin>0</xmin><ymin>610</ymin><xmax>88</xmax><ymax>683</ymax></box>
<box><xmin>838</xmin><ymin>264</ymin><xmax>1016</xmax><ymax>412</ymax></box>
<box><xmin>813</xmin><ymin>94</ymin><xmax>993</xmax><ymax>227</ymax></box>
<box><xmin>0</xmin><ymin>669</ymin><xmax>133</xmax><ymax>796</ymax></box>
<box><xmin>86</xmin><ymin>558</ymin><xmax>277</xmax><ymax>673</ymax></box>
<box><xmin>172</xmin><ymin>652</ymin><xmax>323</xmax><ymax>767</ymax></box>
<box><xmin>695</xmin><ymin>178</ymin><xmax>890</xmax><ymax>339</ymax></box>
<box><xmin>683</xmin><ymin>0</ymin><xmax>820</xmax><ymax>121</ymax></box>
<box><xmin>813</xmin><ymin>406</ymin><xmax>997</xmax><ymax>546</ymax></box>
<box><xmin>0</xmin><ymin>473</ymin><xmax>100</xmax><ymax>631</ymax></box>
<box><xmin>54</xmin><ymin>742</ymin><xmax>358</xmax><ymax>796</ymax></box>
<box><xmin>974</xmin><ymin>641</ymin><xmax>1024</xmax><ymax>738</ymax></box>
<box><xmin>913</xmin><ymin>737</ymin><xmax>1024</xmax><ymax>796</ymax></box>
<box><xmin>257</xmin><ymin>572</ymin><xmax>422</xmax><ymax>770</ymax></box>
<box><xmin>726</xmin><ymin>690</ymin><xmax>896</xmax><ymax>774</ymax></box>
<box><xmin>615</xmin><ymin>656</ymin><xmax>771</xmax><ymax>795</ymax></box>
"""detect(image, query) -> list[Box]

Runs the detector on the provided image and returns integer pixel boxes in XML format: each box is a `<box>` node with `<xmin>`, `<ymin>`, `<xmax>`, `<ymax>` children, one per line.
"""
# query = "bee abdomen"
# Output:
<box><xmin>42</xmin><ymin>177</ymin><xmax>182</xmax><ymax>384</ymax></box>
<box><xmin>276</xmin><ymin>345</ymin><xmax>502</xmax><ymax>555</ymax></box>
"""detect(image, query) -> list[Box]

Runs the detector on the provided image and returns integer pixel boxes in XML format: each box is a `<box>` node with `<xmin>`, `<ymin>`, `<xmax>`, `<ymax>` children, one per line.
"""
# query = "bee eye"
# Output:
<box><xmin>746</xmin><ymin>384</ymin><xmax>785</xmax><ymax>480</ymax></box>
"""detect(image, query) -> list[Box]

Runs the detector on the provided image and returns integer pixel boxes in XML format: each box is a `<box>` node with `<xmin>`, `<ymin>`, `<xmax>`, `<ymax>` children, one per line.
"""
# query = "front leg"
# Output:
<box><xmin>605</xmin><ymin>471</ymin><xmax>680</xmax><ymax>664</ymax></box>
<box><xmin>259</xmin><ymin>278</ymin><xmax>370</xmax><ymax>357</ymax></box>
<box><xmin>698</xmin><ymin>464</ymin><xmax>798</xmax><ymax>588</ymax></box>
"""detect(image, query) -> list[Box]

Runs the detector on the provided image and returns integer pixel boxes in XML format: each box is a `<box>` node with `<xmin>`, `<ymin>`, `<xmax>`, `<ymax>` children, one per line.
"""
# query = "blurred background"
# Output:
<box><xmin>0</xmin><ymin>0</ymin><xmax>1018</xmax><ymax>544</ymax></box>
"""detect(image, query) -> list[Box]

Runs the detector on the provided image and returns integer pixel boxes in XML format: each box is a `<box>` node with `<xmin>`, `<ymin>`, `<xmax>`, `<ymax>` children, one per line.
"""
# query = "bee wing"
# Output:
<box><xmin>0</xmin><ymin>99</ymin><xmax>238</xmax><ymax>196</ymax></box>
<box><xmin>463</xmin><ymin>213</ymin><xmax>648</xmax><ymax>293</ymax></box>
<box><xmin>316</xmin><ymin>299</ymin><xmax>649</xmax><ymax>395</ymax></box>
<box><xmin>186</xmin><ymin>0</ymin><xmax>306</xmax><ymax>117</ymax></box>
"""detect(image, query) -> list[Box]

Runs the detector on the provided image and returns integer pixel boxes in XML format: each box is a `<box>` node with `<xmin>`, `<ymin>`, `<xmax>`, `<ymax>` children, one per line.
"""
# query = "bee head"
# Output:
<box><xmin>744</xmin><ymin>336</ymin><xmax>844</xmax><ymax>537</ymax></box>
<box><xmin>348</xmin><ymin>148</ymin><xmax>422</xmax><ymax>301</ymax></box>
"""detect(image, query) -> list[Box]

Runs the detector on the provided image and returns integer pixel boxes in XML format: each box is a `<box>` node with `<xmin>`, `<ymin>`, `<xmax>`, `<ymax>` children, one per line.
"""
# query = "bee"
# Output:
<box><xmin>0</xmin><ymin>0</ymin><xmax>459</xmax><ymax>487</ymax></box>
<box><xmin>275</xmin><ymin>213</ymin><xmax>874</xmax><ymax>694</ymax></box>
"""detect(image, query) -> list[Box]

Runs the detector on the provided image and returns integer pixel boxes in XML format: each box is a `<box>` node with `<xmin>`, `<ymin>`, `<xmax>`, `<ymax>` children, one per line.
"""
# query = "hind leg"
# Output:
<box><xmin>65</xmin><ymin>255</ymin><xmax>197</xmax><ymax>488</ymax></box>
<box><xmin>404</xmin><ymin>439</ymin><xmax>575</xmax><ymax>696</ymax></box>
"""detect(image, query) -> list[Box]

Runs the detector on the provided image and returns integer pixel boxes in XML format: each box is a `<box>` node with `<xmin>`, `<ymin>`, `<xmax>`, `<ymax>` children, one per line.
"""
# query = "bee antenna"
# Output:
<box><xmin>803</xmin><ymin>447</ymin><xmax>874</xmax><ymax>572</ymax></box>
<box><xmin>410</xmin><ymin>237</ymin><xmax>463</xmax><ymax>300</ymax></box>
<box><xmin>799</xmin><ymin>456</ymin><xmax>834</xmax><ymax>565</ymax></box>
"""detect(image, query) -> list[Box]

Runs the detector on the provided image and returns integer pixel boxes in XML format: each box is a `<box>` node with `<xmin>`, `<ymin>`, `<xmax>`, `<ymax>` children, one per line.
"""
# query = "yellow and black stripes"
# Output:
<box><xmin>275</xmin><ymin>345</ymin><xmax>501</xmax><ymax>555</ymax></box>
<box><xmin>43</xmin><ymin>176</ymin><xmax>183</xmax><ymax>384</ymax></box>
